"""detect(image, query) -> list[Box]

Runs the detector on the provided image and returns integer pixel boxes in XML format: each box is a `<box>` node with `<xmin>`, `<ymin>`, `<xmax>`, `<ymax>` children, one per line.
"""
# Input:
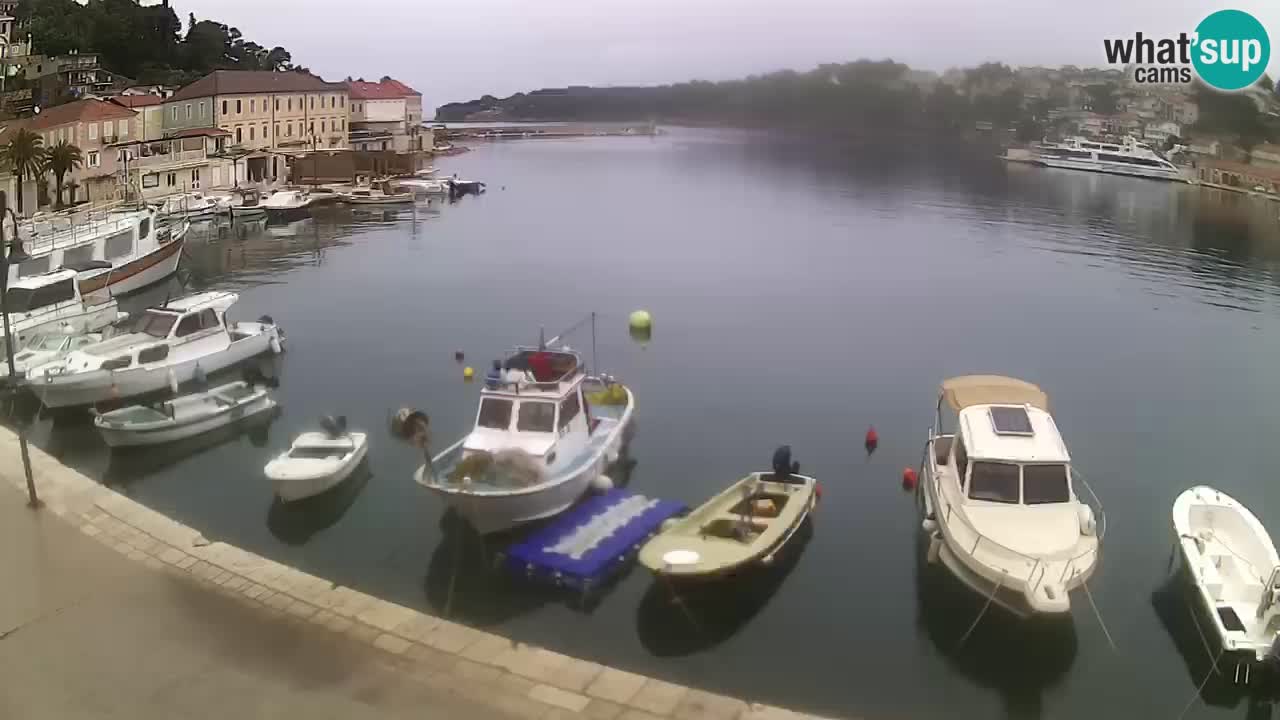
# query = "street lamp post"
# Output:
<box><xmin>0</xmin><ymin>189</ymin><xmax>39</xmax><ymax>508</ymax></box>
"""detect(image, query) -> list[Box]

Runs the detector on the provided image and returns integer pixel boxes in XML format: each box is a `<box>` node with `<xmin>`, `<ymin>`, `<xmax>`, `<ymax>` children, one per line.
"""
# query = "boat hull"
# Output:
<box><xmin>1037</xmin><ymin>157</ymin><xmax>1183</xmax><ymax>182</ymax></box>
<box><xmin>271</xmin><ymin>442</ymin><xmax>369</xmax><ymax>502</ymax></box>
<box><xmin>30</xmin><ymin>324</ymin><xmax>281</xmax><ymax>409</ymax></box>
<box><xmin>78</xmin><ymin>231</ymin><xmax>186</xmax><ymax>297</ymax></box>
<box><xmin>97</xmin><ymin>394</ymin><xmax>277</xmax><ymax>447</ymax></box>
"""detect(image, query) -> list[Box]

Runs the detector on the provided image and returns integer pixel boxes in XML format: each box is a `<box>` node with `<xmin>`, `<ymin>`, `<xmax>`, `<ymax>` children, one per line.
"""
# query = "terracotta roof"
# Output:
<box><xmin>108</xmin><ymin>95</ymin><xmax>162</xmax><ymax>108</ymax></box>
<box><xmin>28</xmin><ymin>99</ymin><xmax>135</xmax><ymax>130</ymax></box>
<box><xmin>169</xmin><ymin>70</ymin><xmax>345</xmax><ymax>102</ymax></box>
<box><xmin>346</xmin><ymin>77</ymin><xmax>420</xmax><ymax>99</ymax></box>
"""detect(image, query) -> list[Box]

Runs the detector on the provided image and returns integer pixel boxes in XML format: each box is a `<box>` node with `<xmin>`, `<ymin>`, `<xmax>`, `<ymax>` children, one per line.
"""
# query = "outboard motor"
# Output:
<box><xmin>772</xmin><ymin>445</ymin><xmax>800</xmax><ymax>482</ymax></box>
<box><xmin>320</xmin><ymin>415</ymin><xmax>348</xmax><ymax>438</ymax></box>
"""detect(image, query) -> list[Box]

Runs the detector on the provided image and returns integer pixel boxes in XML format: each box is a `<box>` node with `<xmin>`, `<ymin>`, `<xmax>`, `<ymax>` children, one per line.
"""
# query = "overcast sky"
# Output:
<box><xmin>170</xmin><ymin>0</ymin><xmax>1280</xmax><ymax>114</ymax></box>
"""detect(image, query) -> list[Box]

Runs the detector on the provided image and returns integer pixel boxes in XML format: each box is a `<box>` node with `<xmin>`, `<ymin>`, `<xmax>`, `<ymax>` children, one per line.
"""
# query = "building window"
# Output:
<box><xmin>87</xmin><ymin>150</ymin><xmax>100</xmax><ymax>167</ymax></box>
<box><xmin>185</xmin><ymin>103</ymin><xmax>191</xmax><ymax>119</ymax></box>
<box><xmin>222</xmin><ymin>99</ymin><xmax>227</xmax><ymax>114</ymax></box>
<box><xmin>274</xmin><ymin>98</ymin><xmax>279</xmax><ymax>111</ymax></box>
<box><xmin>274</xmin><ymin>123</ymin><xmax>279</xmax><ymax>137</ymax></box>
<box><xmin>249</xmin><ymin>126</ymin><xmax>254</xmax><ymax>141</ymax></box>
<box><xmin>199</xmin><ymin>101</ymin><xmax>206</xmax><ymax>117</ymax></box>
<box><xmin>340</xmin><ymin>96</ymin><xmax>345</xmax><ymax>107</ymax></box>
<box><xmin>309</xmin><ymin>122</ymin><xmax>314</xmax><ymax>134</ymax></box>
<box><xmin>190</xmin><ymin>168</ymin><xmax>200</xmax><ymax>188</ymax></box>
<box><xmin>235</xmin><ymin>127</ymin><xmax>242</xmax><ymax>143</ymax></box>
<box><xmin>116</xmin><ymin>149</ymin><xmax>129</xmax><ymax>163</ymax></box>
<box><xmin>171</xmin><ymin>106</ymin><xmax>177</xmax><ymax>120</ymax></box>
<box><xmin>320</xmin><ymin>120</ymin><xmax>325</xmax><ymax>132</ymax></box>
<box><xmin>287</xmin><ymin>97</ymin><xmax>292</xmax><ymax>111</ymax></box>
<box><xmin>88</xmin><ymin>123</ymin><xmax>97</xmax><ymax>140</ymax></box>
<box><xmin>166</xmin><ymin>172</ymin><xmax>176</xmax><ymax>187</ymax></box>
<box><xmin>262</xmin><ymin>124</ymin><xmax>267</xmax><ymax>139</ymax></box>
<box><xmin>236</xmin><ymin>99</ymin><xmax>242</xmax><ymax>114</ymax></box>
<box><xmin>310</xmin><ymin>96</ymin><xmax>314</xmax><ymax>110</ymax></box>
<box><xmin>142</xmin><ymin>172</ymin><xmax>159</xmax><ymax>188</ymax></box>
<box><xmin>118</xmin><ymin>120</ymin><xmax>128</xmax><ymax>138</ymax></box>
<box><xmin>250</xmin><ymin>98</ymin><xmax>255</xmax><ymax>113</ymax></box>
<box><xmin>341</xmin><ymin>119</ymin><xmax>345</xmax><ymax>131</ymax></box>
<box><xmin>102</xmin><ymin>121</ymin><xmax>111</xmax><ymax>138</ymax></box>
<box><xmin>286</xmin><ymin>123</ymin><xmax>292</xmax><ymax>137</ymax></box>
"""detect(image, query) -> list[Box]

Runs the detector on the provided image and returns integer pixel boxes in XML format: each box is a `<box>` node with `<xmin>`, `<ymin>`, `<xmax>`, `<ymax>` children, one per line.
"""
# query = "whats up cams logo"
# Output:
<box><xmin>1103</xmin><ymin>9</ymin><xmax>1271</xmax><ymax>91</ymax></box>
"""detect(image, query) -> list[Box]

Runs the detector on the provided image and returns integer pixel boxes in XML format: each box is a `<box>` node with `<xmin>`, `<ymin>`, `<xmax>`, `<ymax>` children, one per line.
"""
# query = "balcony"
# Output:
<box><xmin>131</xmin><ymin>147</ymin><xmax>209</xmax><ymax>169</ymax></box>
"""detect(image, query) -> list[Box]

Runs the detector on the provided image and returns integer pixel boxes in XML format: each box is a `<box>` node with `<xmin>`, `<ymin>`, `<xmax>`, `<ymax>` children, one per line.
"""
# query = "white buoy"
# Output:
<box><xmin>590</xmin><ymin>474</ymin><xmax>614</xmax><ymax>492</ymax></box>
<box><xmin>167</xmin><ymin>369</ymin><xmax>178</xmax><ymax>393</ymax></box>
<box><xmin>270</xmin><ymin>335</ymin><xmax>282</xmax><ymax>354</ymax></box>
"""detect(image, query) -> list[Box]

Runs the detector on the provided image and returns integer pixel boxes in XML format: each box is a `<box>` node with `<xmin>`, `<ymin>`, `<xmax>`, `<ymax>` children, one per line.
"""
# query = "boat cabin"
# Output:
<box><xmin>464</xmin><ymin>348</ymin><xmax>590</xmax><ymax>459</ymax></box>
<box><xmin>5</xmin><ymin>268</ymin><xmax>95</xmax><ymax>316</ymax></box>
<box><xmin>6</xmin><ymin>206</ymin><xmax>160</xmax><ymax>284</ymax></box>
<box><xmin>933</xmin><ymin>375</ymin><xmax>1076</xmax><ymax>507</ymax></box>
<box><xmin>60</xmin><ymin>292</ymin><xmax>238</xmax><ymax>373</ymax></box>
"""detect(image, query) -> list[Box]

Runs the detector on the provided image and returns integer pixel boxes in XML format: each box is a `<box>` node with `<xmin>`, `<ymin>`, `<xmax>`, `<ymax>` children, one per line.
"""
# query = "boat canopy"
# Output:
<box><xmin>940</xmin><ymin>375</ymin><xmax>1048</xmax><ymax>412</ymax></box>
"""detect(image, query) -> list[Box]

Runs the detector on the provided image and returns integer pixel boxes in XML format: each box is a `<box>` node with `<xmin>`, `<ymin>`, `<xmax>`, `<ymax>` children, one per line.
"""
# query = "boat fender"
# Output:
<box><xmin>922</xmin><ymin>517</ymin><xmax>938</xmax><ymax>533</ymax></box>
<box><xmin>166</xmin><ymin>369</ymin><xmax>178</xmax><ymax>394</ymax></box>
<box><xmin>1078</xmin><ymin>505</ymin><xmax>1097</xmax><ymax>537</ymax></box>
<box><xmin>269</xmin><ymin>334</ymin><xmax>283</xmax><ymax>355</ymax></box>
<box><xmin>926</xmin><ymin>533</ymin><xmax>941</xmax><ymax>564</ymax></box>
<box><xmin>902</xmin><ymin>467</ymin><xmax>918</xmax><ymax>491</ymax></box>
<box><xmin>591</xmin><ymin>474</ymin><xmax>614</xmax><ymax>492</ymax></box>
<box><xmin>865</xmin><ymin>426</ymin><xmax>879</xmax><ymax>454</ymax></box>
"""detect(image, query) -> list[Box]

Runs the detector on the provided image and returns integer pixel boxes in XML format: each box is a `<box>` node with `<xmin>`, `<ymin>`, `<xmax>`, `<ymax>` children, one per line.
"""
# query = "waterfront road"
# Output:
<box><xmin>0</xmin><ymin>483</ymin><xmax>516</xmax><ymax>720</ymax></box>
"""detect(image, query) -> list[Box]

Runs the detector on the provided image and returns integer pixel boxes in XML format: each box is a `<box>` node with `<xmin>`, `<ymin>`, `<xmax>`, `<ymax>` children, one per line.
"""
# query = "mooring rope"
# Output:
<box><xmin>956</xmin><ymin>572</ymin><xmax>1004</xmax><ymax>651</ymax></box>
<box><xmin>1082</xmin><ymin>579</ymin><xmax>1117</xmax><ymax>651</ymax></box>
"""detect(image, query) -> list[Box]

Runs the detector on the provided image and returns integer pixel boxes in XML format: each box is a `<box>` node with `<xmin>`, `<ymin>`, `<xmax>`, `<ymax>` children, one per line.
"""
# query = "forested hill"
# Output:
<box><xmin>18</xmin><ymin>0</ymin><xmax>308</xmax><ymax>87</ymax></box>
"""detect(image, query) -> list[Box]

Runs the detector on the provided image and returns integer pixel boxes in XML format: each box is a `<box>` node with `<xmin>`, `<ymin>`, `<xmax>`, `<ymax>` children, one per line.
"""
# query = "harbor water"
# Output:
<box><xmin>14</xmin><ymin>128</ymin><xmax>1280</xmax><ymax>719</ymax></box>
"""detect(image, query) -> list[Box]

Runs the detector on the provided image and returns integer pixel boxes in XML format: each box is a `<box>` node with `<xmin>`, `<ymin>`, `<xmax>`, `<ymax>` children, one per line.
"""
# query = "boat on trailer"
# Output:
<box><xmin>1173</xmin><ymin>486</ymin><xmax>1280</xmax><ymax>684</ymax></box>
<box><xmin>920</xmin><ymin>375</ymin><xmax>1104</xmax><ymax>617</ymax></box>
<box><xmin>415</xmin><ymin>345</ymin><xmax>634</xmax><ymax>534</ymax></box>
<box><xmin>26</xmin><ymin>291</ymin><xmax>284</xmax><ymax>409</ymax></box>
<box><xmin>93</xmin><ymin>379</ymin><xmax>276</xmax><ymax>448</ymax></box>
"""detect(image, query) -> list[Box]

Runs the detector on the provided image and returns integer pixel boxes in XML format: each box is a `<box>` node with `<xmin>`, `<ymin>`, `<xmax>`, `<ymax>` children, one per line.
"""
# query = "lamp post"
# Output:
<box><xmin>0</xmin><ymin>189</ymin><xmax>39</xmax><ymax>508</ymax></box>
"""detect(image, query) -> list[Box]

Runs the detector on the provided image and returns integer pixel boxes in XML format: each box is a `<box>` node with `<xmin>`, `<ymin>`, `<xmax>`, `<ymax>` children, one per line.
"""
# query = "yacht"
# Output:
<box><xmin>7</xmin><ymin>205</ymin><xmax>187</xmax><ymax>297</ymax></box>
<box><xmin>1036</xmin><ymin>136</ymin><xmax>1183</xmax><ymax>181</ymax></box>
<box><xmin>919</xmin><ymin>375</ymin><xmax>1104</xmax><ymax>617</ymax></box>
<box><xmin>26</xmin><ymin>291</ymin><xmax>284</xmax><ymax>408</ymax></box>
<box><xmin>414</xmin><ymin>344</ymin><xmax>634</xmax><ymax>534</ymax></box>
<box><xmin>1</xmin><ymin>266</ymin><xmax>126</xmax><ymax>356</ymax></box>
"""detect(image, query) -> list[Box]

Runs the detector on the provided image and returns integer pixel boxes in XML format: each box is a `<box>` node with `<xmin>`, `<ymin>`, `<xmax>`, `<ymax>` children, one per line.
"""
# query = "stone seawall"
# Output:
<box><xmin>0</xmin><ymin>426</ymin><xmax>840</xmax><ymax>720</ymax></box>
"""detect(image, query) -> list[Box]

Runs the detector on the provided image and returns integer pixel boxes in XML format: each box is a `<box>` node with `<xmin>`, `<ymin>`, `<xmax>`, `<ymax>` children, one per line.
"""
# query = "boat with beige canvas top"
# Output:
<box><xmin>639</xmin><ymin>446</ymin><xmax>817</xmax><ymax>578</ymax></box>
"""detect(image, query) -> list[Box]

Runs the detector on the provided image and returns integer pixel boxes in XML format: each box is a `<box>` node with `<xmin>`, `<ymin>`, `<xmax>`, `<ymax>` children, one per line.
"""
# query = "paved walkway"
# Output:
<box><xmin>0</xmin><ymin>426</ymin><xmax>827</xmax><ymax>720</ymax></box>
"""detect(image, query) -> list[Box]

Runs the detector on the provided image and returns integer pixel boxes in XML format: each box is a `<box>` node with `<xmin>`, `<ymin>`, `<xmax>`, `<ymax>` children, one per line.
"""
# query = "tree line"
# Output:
<box><xmin>15</xmin><ymin>0</ymin><xmax>307</xmax><ymax>88</ymax></box>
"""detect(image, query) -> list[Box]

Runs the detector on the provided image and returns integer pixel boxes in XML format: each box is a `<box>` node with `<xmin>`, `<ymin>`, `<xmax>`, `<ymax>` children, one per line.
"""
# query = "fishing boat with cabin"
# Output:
<box><xmin>0</xmin><ymin>265</ymin><xmax>127</xmax><ymax>358</ymax></box>
<box><xmin>919</xmin><ymin>375</ymin><xmax>1105</xmax><ymax>617</ymax></box>
<box><xmin>26</xmin><ymin>291</ymin><xmax>284</xmax><ymax>408</ymax></box>
<box><xmin>7</xmin><ymin>204</ymin><xmax>187</xmax><ymax>297</ymax></box>
<box><xmin>413</xmin><ymin>335</ymin><xmax>634</xmax><ymax>534</ymax></box>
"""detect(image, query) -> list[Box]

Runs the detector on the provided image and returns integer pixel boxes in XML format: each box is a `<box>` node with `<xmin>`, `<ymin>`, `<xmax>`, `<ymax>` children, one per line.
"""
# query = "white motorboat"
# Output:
<box><xmin>0</xmin><ymin>266</ymin><xmax>126</xmax><ymax>357</ymax></box>
<box><xmin>211</xmin><ymin>189</ymin><xmax>268</xmax><ymax>219</ymax></box>
<box><xmin>414</xmin><ymin>345</ymin><xmax>634</xmax><ymax>534</ymax></box>
<box><xmin>1036</xmin><ymin>136</ymin><xmax>1183</xmax><ymax>181</ymax></box>
<box><xmin>444</xmin><ymin>176</ymin><xmax>486</xmax><ymax>197</ymax></box>
<box><xmin>8</xmin><ymin>205</ymin><xmax>187</xmax><ymax>297</ymax></box>
<box><xmin>344</xmin><ymin>188</ymin><xmax>413</xmax><ymax>205</ymax></box>
<box><xmin>920</xmin><ymin>375</ymin><xmax>1104</xmax><ymax>617</ymax></box>
<box><xmin>93</xmin><ymin>379</ymin><xmax>277</xmax><ymax>448</ymax></box>
<box><xmin>262</xmin><ymin>189</ymin><xmax>316</xmax><ymax>221</ymax></box>
<box><xmin>154</xmin><ymin>192</ymin><xmax>225</xmax><ymax>220</ymax></box>
<box><xmin>1173</xmin><ymin>486</ymin><xmax>1280</xmax><ymax>679</ymax></box>
<box><xmin>266</xmin><ymin>417</ymin><xmax>369</xmax><ymax>502</ymax></box>
<box><xmin>27</xmin><ymin>291</ymin><xmax>284</xmax><ymax>409</ymax></box>
<box><xmin>0</xmin><ymin>331</ymin><xmax>103</xmax><ymax>382</ymax></box>
<box><xmin>392</xmin><ymin>169</ymin><xmax>446</xmax><ymax>194</ymax></box>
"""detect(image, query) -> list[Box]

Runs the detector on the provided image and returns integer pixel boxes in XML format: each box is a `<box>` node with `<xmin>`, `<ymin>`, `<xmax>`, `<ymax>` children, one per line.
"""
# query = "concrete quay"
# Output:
<box><xmin>0</xmin><ymin>425</ymin><xmax>839</xmax><ymax>720</ymax></box>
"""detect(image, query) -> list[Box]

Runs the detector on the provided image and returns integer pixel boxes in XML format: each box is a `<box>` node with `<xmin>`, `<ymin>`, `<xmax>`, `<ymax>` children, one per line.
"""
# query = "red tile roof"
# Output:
<box><xmin>170</xmin><ymin>70</ymin><xmax>345</xmax><ymax>102</ymax></box>
<box><xmin>29</xmin><ymin>99</ymin><xmax>136</xmax><ymax>129</ymax></box>
<box><xmin>109</xmin><ymin>95</ymin><xmax>162</xmax><ymax>108</ymax></box>
<box><xmin>346</xmin><ymin>77</ymin><xmax>420</xmax><ymax>99</ymax></box>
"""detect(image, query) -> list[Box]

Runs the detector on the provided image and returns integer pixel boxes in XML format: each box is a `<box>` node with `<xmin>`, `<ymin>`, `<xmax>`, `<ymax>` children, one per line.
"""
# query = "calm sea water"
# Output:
<box><xmin>15</xmin><ymin>129</ymin><xmax>1280</xmax><ymax>720</ymax></box>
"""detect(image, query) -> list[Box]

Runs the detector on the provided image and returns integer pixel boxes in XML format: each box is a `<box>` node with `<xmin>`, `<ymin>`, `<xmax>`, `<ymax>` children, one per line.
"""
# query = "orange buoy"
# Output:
<box><xmin>864</xmin><ymin>426</ymin><xmax>879</xmax><ymax>454</ymax></box>
<box><xmin>902</xmin><ymin>467</ymin><xmax>918</xmax><ymax>491</ymax></box>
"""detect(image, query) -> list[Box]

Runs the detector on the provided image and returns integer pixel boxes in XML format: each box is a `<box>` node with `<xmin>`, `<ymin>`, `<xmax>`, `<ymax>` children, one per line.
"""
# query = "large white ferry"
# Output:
<box><xmin>1036</xmin><ymin>136</ymin><xmax>1183</xmax><ymax>182</ymax></box>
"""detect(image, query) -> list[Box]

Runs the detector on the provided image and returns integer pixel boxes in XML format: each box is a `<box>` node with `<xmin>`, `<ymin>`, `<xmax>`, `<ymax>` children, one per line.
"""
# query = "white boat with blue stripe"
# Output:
<box><xmin>414</xmin><ymin>344</ymin><xmax>634</xmax><ymax>535</ymax></box>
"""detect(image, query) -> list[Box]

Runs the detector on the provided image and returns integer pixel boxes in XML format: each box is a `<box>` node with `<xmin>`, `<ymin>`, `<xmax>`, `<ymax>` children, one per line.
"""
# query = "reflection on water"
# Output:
<box><xmin>103</xmin><ymin>408</ymin><xmax>280</xmax><ymax>491</ymax></box>
<box><xmin>8</xmin><ymin>131</ymin><xmax>1280</xmax><ymax>720</ymax></box>
<box><xmin>266</xmin><ymin>463</ymin><xmax>372</xmax><ymax>545</ymax></box>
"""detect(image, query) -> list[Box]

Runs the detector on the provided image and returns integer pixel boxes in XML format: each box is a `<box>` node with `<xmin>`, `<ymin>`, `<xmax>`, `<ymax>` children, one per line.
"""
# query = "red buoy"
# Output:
<box><xmin>864</xmin><ymin>426</ymin><xmax>879</xmax><ymax>454</ymax></box>
<box><xmin>902</xmin><ymin>467</ymin><xmax>918</xmax><ymax>491</ymax></box>
<box><xmin>814</xmin><ymin>483</ymin><xmax>823</xmax><ymax>502</ymax></box>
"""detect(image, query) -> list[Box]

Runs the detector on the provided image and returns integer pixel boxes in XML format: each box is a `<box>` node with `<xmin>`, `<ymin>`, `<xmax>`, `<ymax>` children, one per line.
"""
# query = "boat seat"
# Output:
<box><xmin>934</xmin><ymin>437</ymin><xmax>952</xmax><ymax>466</ymax></box>
<box><xmin>1201</xmin><ymin>559</ymin><xmax>1224</xmax><ymax>601</ymax></box>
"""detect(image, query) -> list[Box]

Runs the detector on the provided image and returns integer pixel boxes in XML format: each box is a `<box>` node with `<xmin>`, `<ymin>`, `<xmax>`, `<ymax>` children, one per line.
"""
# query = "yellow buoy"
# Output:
<box><xmin>463</xmin><ymin>366</ymin><xmax>475</xmax><ymax>381</ymax></box>
<box><xmin>628</xmin><ymin>310</ymin><xmax>652</xmax><ymax>330</ymax></box>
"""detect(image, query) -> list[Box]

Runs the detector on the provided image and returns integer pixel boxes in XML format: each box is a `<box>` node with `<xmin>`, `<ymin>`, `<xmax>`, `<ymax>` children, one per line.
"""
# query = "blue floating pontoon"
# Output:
<box><xmin>503</xmin><ymin>489</ymin><xmax>685</xmax><ymax>593</ymax></box>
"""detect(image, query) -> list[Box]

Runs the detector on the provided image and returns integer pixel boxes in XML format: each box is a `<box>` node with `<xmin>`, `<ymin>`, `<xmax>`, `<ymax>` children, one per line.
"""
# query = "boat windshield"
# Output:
<box><xmin>26</xmin><ymin>334</ymin><xmax>66</xmax><ymax>352</ymax></box>
<box><xmin>477</xmin><ymin>397</ymin><xmax>513</xmax><ymax>430</ymax></box>
<box><xmin>517</xmin><ymin>401</ymin><xmax>556</xmax><ymax>432</ymax></box>
<box><xmin>133</xmin><ymin>311</ymin><xmax>178</xmax><ymax>338</ymax></box>
<box><xmin>968</xmin><ymin>461</ymin><xmax>1020</xmax><ymax>504</ymax></box>
<box><xmin>1023</xmin><ymin>464</ymin><xmax>1071</xmax><ymax>504</ymax></box>
<box><xmin>4</xmin><ymin>278</ymin><xmax>76</xmax><ymax>313</ymax></box>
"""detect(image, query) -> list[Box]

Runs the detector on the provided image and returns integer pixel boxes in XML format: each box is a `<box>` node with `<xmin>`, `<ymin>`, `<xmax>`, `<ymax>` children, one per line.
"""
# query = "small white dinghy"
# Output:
<box><xmin>1174</xmin><ymin>486</ymin><xmax>1280</xmax><ymax>678</ymax></box>
<box><xmin>266</xmin><ymin>416</ymin><xmax>369</xmax><ymax>502</ymax></box>
<box><xmin>94</xmin><ymin>379</ymin><xmax>276</xmax><ymax>448</ymax></box>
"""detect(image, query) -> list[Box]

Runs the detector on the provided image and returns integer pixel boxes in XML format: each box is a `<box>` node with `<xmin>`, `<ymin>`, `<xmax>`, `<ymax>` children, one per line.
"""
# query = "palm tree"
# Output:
<box><xmin>0</xmin><ymin>128</ymin><xmax>45</xmax><ymax>215</ymax></box>
<box><xmin>44</xmin><ymin>140</ymin><xmax>83</xmax><ymax>209</ymax></box>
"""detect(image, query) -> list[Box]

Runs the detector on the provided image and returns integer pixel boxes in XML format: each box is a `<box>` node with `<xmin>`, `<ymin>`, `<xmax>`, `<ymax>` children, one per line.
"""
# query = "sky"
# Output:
<box><xmin>169</xmin><ymin>0</ymin><xmax>1280</xmax><ymax>115</ymax></box>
